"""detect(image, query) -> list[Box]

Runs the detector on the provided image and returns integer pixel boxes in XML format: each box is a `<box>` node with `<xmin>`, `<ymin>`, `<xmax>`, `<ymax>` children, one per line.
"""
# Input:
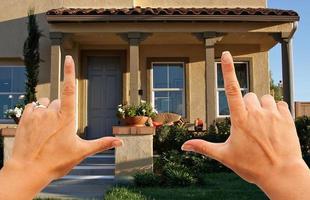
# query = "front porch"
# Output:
<box><xmin>46</xmin><ymin>7</ymin><xmax>298</xmax><ymax>137</ymax></box>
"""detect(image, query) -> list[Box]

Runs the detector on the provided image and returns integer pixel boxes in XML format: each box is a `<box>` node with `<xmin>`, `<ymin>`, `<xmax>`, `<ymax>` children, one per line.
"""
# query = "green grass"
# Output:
<box><xmin>105</xmin><ymin>173</ymin><xmax>268</xmax><ymax>200</ymax></box>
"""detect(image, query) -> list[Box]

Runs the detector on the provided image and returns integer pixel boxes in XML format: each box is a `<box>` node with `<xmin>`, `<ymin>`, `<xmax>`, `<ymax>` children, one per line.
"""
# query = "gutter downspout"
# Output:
<box><xmin>283</xmin><ymin>21</ymin><xmax>298</xmax><ymax>118</ymax></box>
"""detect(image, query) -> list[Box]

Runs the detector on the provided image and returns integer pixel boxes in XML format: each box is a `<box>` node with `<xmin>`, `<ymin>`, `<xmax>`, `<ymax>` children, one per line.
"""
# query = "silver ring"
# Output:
<box><xmin>32</xmin><ymin>101</ymin><xmax>47</xmax><ymax>109</ymax></box>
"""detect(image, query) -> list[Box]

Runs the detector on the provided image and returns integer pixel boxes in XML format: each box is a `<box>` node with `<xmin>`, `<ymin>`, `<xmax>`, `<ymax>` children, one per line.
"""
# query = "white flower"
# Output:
<box><xmin>118</xmin><ymin>104</ymin><xmax>123</xmax><ymax>108</ymax></box>
<box><xmin>142</xmin><ymin>109</ymin><xmax>146</xmax><ymax>113</ymax></box>
<box><xmin>118</xmin><ymin>108</ymin><xmax>124</xmax><ymax>113</ymax></box>
<box><xmin>140</xmin><ymin>100</ymin><xmax>146</xmax><ymax>104</ymax></box>
<box><xmin>15</xmin><ymin>111</ymin><xmax>22</xmax><ymax>118</ymax></box>
<box><xmin>14</xmin><ymin>107</ymin><xmax>23</xmax><ymax>118</ymax></box>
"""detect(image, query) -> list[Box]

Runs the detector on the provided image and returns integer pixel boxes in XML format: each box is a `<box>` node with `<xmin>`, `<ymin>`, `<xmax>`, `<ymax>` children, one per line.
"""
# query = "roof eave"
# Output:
<box><xmin>46</xmin><ymin>15</ymin><xmax>300</xmax><ymax>23</ymax></box>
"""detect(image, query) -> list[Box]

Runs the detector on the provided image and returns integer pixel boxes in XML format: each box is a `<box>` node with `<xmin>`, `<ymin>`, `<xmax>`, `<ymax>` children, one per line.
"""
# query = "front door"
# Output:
<box><xmin>87</xmin><ymin>56</ymin><xmax>122</xmax><ymax>139</ymax></box>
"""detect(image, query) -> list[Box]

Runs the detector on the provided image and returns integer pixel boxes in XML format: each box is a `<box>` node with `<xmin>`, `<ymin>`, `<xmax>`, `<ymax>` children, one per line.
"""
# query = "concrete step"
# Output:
<box><xmin>38</xmin><ymin>153</ymin><xmax>116</xmax><ymax>200</ymax></box>
<box><xmin>38</xmin><ymin>176</ymin><xmax>115</xmax><ymax>199</ymax></box>
<box><xmin>52</xmin><ymin>175</ymin><xmax>115</xmax><ymax>185</ymax></box>
<box><xmin>80</xmin><ymin>154</ymin><xmax>115</xmax><ymax>165</ymax></box>
<box><xmin>68</xmin><ymin>164</ymin><xmax>115</xmax><ymax>176</ymax></box>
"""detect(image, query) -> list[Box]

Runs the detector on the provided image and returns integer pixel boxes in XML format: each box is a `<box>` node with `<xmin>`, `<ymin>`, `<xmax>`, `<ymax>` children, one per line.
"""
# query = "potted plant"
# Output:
<box><xmin>117</xmin><ymin>101</ymin><xmax>157</xmax><ymax>127</ymax></box>
<box><xmin>4</xmin><ymin>104</ymin><xmax>24</xmax><ymax>124</ymax></box>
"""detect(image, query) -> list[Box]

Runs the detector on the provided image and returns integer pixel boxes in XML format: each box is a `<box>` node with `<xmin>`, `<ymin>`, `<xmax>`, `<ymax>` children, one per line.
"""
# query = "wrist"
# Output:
<box><xmin>0</xmin><ymin>159</ymin><xmax>53</xmax><ymax>199</ymax></box>
<box><xmin>257</xmin><ymin>159</ymin><xmax>310</xmax><ymax>200</ymax></box>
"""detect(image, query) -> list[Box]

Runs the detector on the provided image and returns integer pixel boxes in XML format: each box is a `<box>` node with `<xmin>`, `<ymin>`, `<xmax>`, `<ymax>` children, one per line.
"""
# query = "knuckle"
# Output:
<box><xmin>261</xmin><ymin>94</ymin><xmax>274</xmax><ymax>102</ymax></box>
<box><xmin>63</xmin><ymin>84</ymin><xmax>75</xmax><ymax>96</ymax></box>
<box><xmin>243</xmin><ymin>92</ymin><xmax>256</xmax><ymax>101</ymax></box>
<box><xmin>277</xmin><ymin>101</ymin><xmax>288</xmax><ymax>108</ymax></box>
<box><xmin>225</xmin><ymin>82</ymin><xmax>240</xmax><ymax>96</ymax></box>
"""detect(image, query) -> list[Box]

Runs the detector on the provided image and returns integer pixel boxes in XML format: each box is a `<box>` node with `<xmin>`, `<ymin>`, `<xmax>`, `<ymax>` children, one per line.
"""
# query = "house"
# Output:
<box><xmin>295</xmin><ymin>102</ymin><xmax>310</xmax><ymax>117</ymax></box>
<box><xmin>0</xmin><ymin>0</ymin><xmax>299</xmax><ymax>139</ymax></box>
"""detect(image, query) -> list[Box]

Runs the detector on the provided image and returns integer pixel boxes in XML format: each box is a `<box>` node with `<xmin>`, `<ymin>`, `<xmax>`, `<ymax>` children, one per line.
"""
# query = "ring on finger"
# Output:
<box><xmin>32</xmin><ymin>101</ymin><xmax>48</xmax><ymax>109</ymax></box>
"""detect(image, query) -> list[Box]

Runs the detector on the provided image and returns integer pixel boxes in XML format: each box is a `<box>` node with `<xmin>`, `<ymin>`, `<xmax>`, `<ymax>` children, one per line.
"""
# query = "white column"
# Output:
<box><xmin>49</xmin><ymin>32</ymin><xmax>63</xmax><ymax>100</ymax></box>
<box><xmin>203</xmin><ymin>32</ymin><xmax>224</xmax><ymax>126</ymax></box>
<box><xmin>128</xmin><ymin>33</ymin><xmax>142</xmax><ymax>105</ymax></box>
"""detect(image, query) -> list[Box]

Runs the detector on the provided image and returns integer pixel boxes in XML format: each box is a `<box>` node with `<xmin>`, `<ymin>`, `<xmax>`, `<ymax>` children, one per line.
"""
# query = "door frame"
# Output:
<box><xmin>79</xmin><ymin>50</ymin><xmax>126</xmax><ymax>136</ymax></box>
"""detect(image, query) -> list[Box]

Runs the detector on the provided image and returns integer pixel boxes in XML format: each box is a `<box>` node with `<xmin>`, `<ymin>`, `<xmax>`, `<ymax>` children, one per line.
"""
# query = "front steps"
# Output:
<box><xmin>37</xmin><ymin>153</ymin><xmax>115</xmax><ymax>200</ymax></box>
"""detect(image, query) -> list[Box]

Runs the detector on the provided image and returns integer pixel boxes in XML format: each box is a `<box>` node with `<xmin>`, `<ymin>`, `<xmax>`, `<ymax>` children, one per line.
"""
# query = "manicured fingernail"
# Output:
<box><xmin>112</xmin><ymin>140</ymin><xmax>123</xmax><ymax>148</ymax></box>
<box><xmin>221</xmin><ymin>51</ymin><xmax>232</xmax><ymax>64</ymax></box>
<box><xmin>181</xmin><ymin>144</ymin><xmax>195</xmax><ymax>152</ymax></box>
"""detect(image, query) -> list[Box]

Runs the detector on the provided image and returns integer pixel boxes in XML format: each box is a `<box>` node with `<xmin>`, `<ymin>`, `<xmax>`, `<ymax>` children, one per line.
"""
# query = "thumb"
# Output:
<box><xmin>81</xmin><ymin>137</ymin><xmax>123</xmax><ymax>157</ymax></box>
<box><xmin>181</xmin><ymin>139</ymin><xmax>225</xmax><ymax>162</ymax></box>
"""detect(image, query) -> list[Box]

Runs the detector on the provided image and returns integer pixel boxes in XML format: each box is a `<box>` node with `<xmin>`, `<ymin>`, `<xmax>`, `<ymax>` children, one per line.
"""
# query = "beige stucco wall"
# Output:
<box><xmin>140</xmin><ymin>45</ymin><xmax>206</xmax><ymax>123</ymax></box>
<box><xmin>139</xmin><ymin>44</ymin><xmax>269</xmax><ymax>124</ymax></box>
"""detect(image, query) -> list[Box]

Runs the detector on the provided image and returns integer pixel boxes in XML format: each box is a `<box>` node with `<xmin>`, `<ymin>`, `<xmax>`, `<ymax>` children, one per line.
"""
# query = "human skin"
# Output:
<box><xmin>0</xmin><ymin>56</ymin><xmax>123</xmax><ymax>200</ymax></box>
<box><xmin>182</xmin><ymin>51</ymin><xmax>310</xmax><ymax>200</ymax></box>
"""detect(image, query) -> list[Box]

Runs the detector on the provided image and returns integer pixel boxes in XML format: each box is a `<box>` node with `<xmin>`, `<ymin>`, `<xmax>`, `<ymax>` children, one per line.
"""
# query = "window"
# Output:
<box><xmin>0</xmin><ymin>66</ymin><xmax>26</xmax><ymax>122</ymax></box>
<box><xmin>152</xmin><ymin>62</ymin><xmax>185</xmax><ymax>116</ymax></box>
<box><xmin>216</xmin><ymin>62</ymin><xmax>249</xmax><ymax>117</ymax></box>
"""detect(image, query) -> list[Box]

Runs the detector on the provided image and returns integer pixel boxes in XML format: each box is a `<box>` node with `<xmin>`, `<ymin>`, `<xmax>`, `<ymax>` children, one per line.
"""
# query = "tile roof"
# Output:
<box><xmin>46</xmin><ymin>7</ymin><xmax>299</xmax><ymax>22</ymax></box>
<box><xmin>46</xmin><ymin>7</ymin><xmax>298</xmax><ymax>17</ymax></box>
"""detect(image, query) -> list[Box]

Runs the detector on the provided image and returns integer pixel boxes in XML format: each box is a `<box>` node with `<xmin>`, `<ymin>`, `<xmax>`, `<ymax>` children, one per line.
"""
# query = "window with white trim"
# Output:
<box><xmin>216</xmin><ymin>62</ymin><xmax>249</xmax><ymax>117</ymax></box>
<box><xmin>152</xmin><ymin>62</ymin><xmax>185</xmax><ymax>116</ymax></box>
<box><xmin>0</xmin><ymin>66</ymin><xmax>26</xmax><ymax>122</ymax></box>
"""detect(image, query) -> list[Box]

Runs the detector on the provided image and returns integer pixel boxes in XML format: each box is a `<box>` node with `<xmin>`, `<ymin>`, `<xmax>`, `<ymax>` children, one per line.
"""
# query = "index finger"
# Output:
<box><xmin>60</xmin><ymin>55</ymin><xmax>76</xmax><ymax>117</ymax></box>
<box><xmin>221</xmin><ymin>51</ymin><xmax>247</xmax><ymax>121</ymax></box>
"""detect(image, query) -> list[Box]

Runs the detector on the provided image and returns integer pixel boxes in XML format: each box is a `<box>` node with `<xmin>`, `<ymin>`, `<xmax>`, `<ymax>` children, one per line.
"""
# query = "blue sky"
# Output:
<box><xmin>269</xmin><ymin>0</ymin><xmax>310</xmax><ymax>101</ymax></box>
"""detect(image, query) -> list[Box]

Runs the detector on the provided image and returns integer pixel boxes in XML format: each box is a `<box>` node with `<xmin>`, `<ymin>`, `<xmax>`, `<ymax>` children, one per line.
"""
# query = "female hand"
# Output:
<box><xmin>182</xmin><ymin>51</ymin><xmax>310</xmax><ymax>200</ymax></box>
<box><xmin>0</xmin><ymin>56</ymin><xmax>122</xmax><ymax>200</ymax></box>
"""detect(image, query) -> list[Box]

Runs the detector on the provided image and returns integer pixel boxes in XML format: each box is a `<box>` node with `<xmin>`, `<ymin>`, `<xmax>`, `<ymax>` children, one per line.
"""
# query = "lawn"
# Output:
<box><xmin>105</xmin><ymin>173</ymin><xmax>268</xmax><ymax>200</ymax></box>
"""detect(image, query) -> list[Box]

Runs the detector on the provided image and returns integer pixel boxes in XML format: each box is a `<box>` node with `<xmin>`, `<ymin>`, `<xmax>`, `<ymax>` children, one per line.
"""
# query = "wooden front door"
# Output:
<box><xmin>87</xmin><ymin>56</ymin><xmax>122</xmax><ymax>139</ymax></box>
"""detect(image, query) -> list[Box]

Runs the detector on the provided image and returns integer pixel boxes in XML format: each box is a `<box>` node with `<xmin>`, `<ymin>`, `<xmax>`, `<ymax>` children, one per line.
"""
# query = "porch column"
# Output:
<box><xmin>281</xmin><ymin>37</ymin><xmax>295</xmax><ymax>117</ymax></box>
<box><xmin>128</xmin><ymin>33</ymin><xmax>141</xmax><ymax>105</ymax></box>
<box><xmin>203</xmin><ymin>32</ymin><xmax>224</xmax><ymax>126</ymax></box>
<box><xmin>49</xmin><ymin>32</ymin><xmax>63</xmax><ymax>100</ymax></box>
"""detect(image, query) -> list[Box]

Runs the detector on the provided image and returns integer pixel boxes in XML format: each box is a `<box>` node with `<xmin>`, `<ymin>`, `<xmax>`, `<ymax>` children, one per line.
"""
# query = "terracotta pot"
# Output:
<box><xmin>122</xmin><ymin>116</ymin><xmax>149</xmax><ymax>127</ymax></box>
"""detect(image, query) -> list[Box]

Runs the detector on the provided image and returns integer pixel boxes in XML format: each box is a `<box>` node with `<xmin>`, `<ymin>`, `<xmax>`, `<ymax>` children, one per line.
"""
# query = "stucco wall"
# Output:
<box><xmin>140</xmin><ymin>44</ymin><xmax>269</xmax><ymax>124</ymax></box>
<box><xmin>140</xmin><ymin>45</ymin><xmax>206</xmax><ymax>123</ymax></box>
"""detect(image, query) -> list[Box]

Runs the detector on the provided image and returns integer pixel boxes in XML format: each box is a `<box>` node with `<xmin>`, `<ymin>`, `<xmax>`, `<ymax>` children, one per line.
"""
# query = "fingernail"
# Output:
<box><xmin>65</xmin><ymin>55</ymin><xmax>72</xmax><ymax>60</ymax></box>
<box><xmin>181</xmin><ymin>144</ymin><xmax>195</xmax><ymax>152</ymax></box>
<box><xmin>221</xmin><ymin>51</ymin><xmax>232</xmax><ymax>64</ymax></box>
<box><xmin>112</xmin><ymin>139</ymin><xmax>123</xmax><ymax>148</ymax></box>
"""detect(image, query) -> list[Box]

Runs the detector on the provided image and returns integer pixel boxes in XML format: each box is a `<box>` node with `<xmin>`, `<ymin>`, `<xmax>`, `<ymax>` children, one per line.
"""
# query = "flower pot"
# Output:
<box><xmin>122</xmin><ymin>116</ymin><xmax>149</xmax><ymax>127</ymax></box>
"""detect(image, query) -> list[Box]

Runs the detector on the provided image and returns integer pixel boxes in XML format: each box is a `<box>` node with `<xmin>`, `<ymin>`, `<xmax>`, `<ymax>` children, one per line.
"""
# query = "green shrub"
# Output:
<box><xmin>154</xmin><ymin>124</ymin><xmax>191</xmax><ymax>154</ymax></box>
<box><xmin>162</xmin><ymin>161</ymin><xmax>197</xmax><ymax>187</ymax></box>
<box><xmin>153</xmin><ymin>119</ymin><xmax>231</xmax><ymax>184</ymax></box>
<box><xmin>134</xmin><ymin>172</ymin><xmax>161</xmax><ymax>187</ymax></box>
<box><xmin>154</xmin><ymin>119</ymin><xmax>230</xmax><ymax>155</ymax></box>
<box><xmin>295</xmin><ymin>116</ymin><xmax>310</xmax><ymax>157</ymax></box>
<box><xmin>105</xmin><ymin>187</ymin><xmax>147</xmax><ymax>200</ymax></box>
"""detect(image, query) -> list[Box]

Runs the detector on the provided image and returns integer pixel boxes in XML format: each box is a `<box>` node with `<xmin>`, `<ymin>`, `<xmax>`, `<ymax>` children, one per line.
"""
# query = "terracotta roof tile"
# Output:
<box><xmin>46</xmin><ymin>7</ymin><xmax>299</xmax><ymax>17</ymax></box>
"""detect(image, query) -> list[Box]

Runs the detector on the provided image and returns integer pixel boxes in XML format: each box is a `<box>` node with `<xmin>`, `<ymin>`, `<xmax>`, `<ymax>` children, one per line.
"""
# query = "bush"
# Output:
<box><xmin>154</xmin><ymin>125</ymin><xmax>191</xmax><ymax>154</ymax></box>
<box><xmin>134</xmin><ymin>172</ymin><xmax>161</xmax><ymax>187</ymax></box>
<box><xmin>162</xmin><ymin>161</ymin><xmax>197</xmax><ymax>186</ymax></box>
<box><xmin>105</xmin><ymin>187</ymin><xmax>147</xmax><ymax>200</ymax></box>
<box><xmin>295</xmin><ymin>116</ymin><xmax>310</xmax><ymax>157</ymax></box>
<box><xmin>153</xmin><ymin>119</ymin><xmax>231</xmax><ymax>186</ymax></box>
<box><xmin>154</xmin><ymin>119</ymin><xmax>230</xmax><ymax>155</ymax></box>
